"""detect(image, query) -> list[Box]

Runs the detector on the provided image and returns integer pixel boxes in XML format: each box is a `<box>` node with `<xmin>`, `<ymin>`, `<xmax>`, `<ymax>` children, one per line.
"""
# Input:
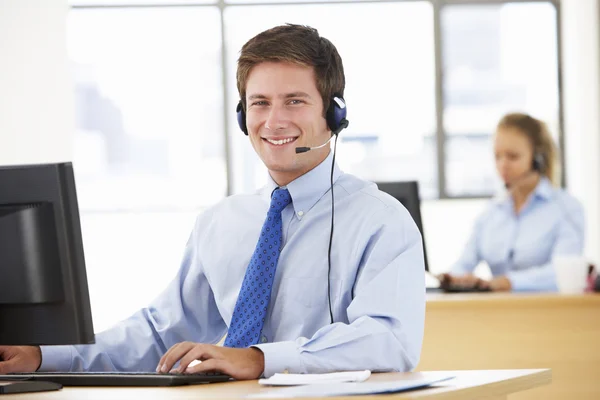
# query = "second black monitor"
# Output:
<box><xmin>376</xmin><ymin>181</ymin><xmax>429</xmax><ymax>272</ymax></box>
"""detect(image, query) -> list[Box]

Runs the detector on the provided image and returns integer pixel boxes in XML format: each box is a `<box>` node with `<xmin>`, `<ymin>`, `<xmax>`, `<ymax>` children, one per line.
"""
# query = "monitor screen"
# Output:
<box><xmin>0</xmin><ymin>163</ymin><xmax>94</xmax><ymax>346</ymax></box>
<box><xmin>375</xmin><ymin>181</ymin><xmax>429</xmax><ymax>272</ymax></box>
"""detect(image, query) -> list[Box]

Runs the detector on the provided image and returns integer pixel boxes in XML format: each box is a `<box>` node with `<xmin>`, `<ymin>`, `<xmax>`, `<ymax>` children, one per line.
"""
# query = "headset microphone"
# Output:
<box><xmin>295</xmin><ymin>114</ymin><xmax>349</xmax><ymax>154</ymax></box>
<box><xmin>296</xmin><ymin>135</ymin><xmax>335</xmax><ymax>154</ymax></box>
<box><xmin>504</xmin><ymin>170</ymin><xmax>537</xmax><ymax>190</ymax></box>
<box><xmin>505</xmin><ymin>152</ymin><xmax>544</xmax><ymax>190</ymax></box>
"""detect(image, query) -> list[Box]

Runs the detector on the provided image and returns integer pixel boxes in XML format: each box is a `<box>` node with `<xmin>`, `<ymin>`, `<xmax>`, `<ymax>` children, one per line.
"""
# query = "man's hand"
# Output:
<box><xmin>157</xmin><ymin>342</ymin><xmax>264</xmax><ymax>380</ymax></box>
<box><xmin>0</xmin><ymin>346</ymin><xmax>42</xmax><ymax>373</ymax></box>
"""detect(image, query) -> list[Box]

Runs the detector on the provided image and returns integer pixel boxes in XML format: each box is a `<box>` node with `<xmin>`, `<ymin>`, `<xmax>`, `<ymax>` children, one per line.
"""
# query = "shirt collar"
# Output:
<box><xmin>262</xmin><ymin>151</ymin><xmax>342</xmax><ymax>219</ymax></box>
<box><xmin>534</xmin><ymin>176</ymin><xmax>554</xmax><ymax>200</ymax></box>
<box><xmin>494</xmin><ymin>176</ymin><xmax>554</xmax><ymax>208</ymax></box>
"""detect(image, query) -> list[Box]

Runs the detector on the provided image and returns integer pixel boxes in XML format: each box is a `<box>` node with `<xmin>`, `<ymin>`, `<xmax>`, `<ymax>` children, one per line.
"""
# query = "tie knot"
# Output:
<box><xmin>269</xmin><ymin>188</ymin><xmax>292</xmax><ymax>214</ymax></box>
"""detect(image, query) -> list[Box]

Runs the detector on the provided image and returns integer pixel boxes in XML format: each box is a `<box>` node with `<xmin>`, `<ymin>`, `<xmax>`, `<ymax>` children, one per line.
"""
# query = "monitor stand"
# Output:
<box><xmin>0</xmin><ymin>380</ymin><xmax>62</xmax><ymax>395</ymax></box>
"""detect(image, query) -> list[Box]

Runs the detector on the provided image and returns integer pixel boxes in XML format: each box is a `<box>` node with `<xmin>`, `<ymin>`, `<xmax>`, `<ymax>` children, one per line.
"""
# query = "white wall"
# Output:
<box><xmin>0</xmin><ymin>0</ymin><xmax>74</xmax><ymax>166</ymax></box>
<box><xmin>562</xmin><ymin>0</ymin><xmax>600</xmax><ymax>265</ymax></box>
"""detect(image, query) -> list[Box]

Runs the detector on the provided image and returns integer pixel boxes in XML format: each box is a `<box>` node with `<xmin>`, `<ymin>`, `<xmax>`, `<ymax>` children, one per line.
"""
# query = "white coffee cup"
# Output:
<box><xmin>553</xmin><ymin>255</ymin><xmax>589</xmax><ymax>294</ymax></box>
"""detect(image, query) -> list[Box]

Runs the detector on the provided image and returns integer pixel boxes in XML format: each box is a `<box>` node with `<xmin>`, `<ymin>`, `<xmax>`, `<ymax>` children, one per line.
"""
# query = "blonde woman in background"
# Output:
<box><xmin>441</xmin><ymin>112</ymin><xmax>585</xmax><ymax>292</ymax></box>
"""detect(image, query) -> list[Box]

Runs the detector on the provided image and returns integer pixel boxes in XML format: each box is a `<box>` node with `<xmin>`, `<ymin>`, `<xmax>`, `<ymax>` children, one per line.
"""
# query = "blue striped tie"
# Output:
<box><xmin>224</xmin><ymin>188</ymin><xmax>292</xmax><ymax>348</ymax></box>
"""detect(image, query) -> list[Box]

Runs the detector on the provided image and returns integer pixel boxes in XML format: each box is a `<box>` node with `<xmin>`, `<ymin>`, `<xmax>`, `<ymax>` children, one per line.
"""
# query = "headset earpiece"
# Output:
<box><xmin>236</xmin><ymin>101</ymin><xmax>248</xmax><ymax>135</ymax></box>
<box><xmin>532</xmin><ymin>152</ymin><xmax>545</xmax><ymax>173</ymax></box>
<box><xmin>326</xmin><ymin>96</ymin><xmax>349</xmax><ymax>135</ymax></box>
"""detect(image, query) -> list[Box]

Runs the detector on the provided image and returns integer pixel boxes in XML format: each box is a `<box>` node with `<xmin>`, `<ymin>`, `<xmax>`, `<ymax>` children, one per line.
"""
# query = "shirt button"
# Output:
<box><xmin>261</xmin><ymin>336</ymin><xmax>268</xmax><ymax>343</ymax></box>
<box><xmin>297</xmin><ymin>211</ymin><xmax>304</xmax><ymax>217</ymax></box>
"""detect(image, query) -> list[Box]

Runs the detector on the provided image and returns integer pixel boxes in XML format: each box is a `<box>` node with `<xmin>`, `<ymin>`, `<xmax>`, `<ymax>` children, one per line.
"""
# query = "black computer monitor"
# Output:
<box><xmin>376</xmin><ymin>181</ymin><xmax>429</xmax><ymax>272</ymax></box>
<box><xmin>0</xmin><ymin>162</ymin><xmax>94</xmax><ymax>346</ymax></box>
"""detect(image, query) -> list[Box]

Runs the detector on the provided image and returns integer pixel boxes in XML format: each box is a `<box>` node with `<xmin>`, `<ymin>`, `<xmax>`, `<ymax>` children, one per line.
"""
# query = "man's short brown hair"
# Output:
<box><xmin>237</xmin><ymin>24</ymin><xmax>345</xmax><ymax>116</ymax></box>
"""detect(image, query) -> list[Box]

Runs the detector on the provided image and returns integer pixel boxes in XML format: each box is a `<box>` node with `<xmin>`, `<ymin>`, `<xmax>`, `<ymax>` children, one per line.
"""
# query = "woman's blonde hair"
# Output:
<box><xmin>497</xmin><ymin>112</ymin><xmax>560</xmax><ymax>186</ymax></box>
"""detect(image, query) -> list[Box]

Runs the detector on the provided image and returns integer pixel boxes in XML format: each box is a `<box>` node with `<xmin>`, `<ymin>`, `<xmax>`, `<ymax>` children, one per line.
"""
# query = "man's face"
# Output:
<box><xmin>244</xmin><ymin>62</ymin><xmax>331</xmax><ymax>186</ymax></box>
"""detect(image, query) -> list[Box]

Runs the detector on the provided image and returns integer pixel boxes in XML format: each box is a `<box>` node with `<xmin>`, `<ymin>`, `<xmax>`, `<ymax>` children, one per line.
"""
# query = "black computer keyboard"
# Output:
<box><xmin>0</xmin><ymin>371</ymin><xmax>233</xmax><ymax>387</ymax></box>
<box><xmin>440</xmin><ymin>283</ymin><xmax>492</xmax><ymax>293</ymax></box>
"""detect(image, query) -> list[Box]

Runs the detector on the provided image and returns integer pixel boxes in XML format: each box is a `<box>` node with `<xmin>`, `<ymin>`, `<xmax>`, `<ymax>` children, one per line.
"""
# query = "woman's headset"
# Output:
<box><xmin>532</xmin><ymin>151</ymin><xmax>545</xmax><ymax>174</ymax></box>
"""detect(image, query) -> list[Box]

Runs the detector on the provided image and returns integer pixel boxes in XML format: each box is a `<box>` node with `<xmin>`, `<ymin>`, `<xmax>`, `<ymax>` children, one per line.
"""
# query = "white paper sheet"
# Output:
<box><xmin>258</xmin><ymin>370</ymin><xmax>371</xmax><ymax>386</ymax></box>
<box><xmin>249</xmin><ymin>375</ymin><xmax>454</xmax><ymax>398</ymax></box>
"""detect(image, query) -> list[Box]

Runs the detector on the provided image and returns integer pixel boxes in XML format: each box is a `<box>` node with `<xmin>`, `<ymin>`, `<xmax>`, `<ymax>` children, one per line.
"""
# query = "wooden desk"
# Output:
<box><xmin>12</xmin><ymin>369</ymin><xmax>550</xmax><ymax>400</ymax></box>
<box><xmin>419</xmin><ymin>293</ymin><xmax>600</xmax><ymax>400</ymax></box>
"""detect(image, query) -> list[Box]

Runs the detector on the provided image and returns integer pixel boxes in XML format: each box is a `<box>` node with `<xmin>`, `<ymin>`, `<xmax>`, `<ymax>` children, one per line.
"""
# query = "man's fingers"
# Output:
<box><xmin>158</xmin><ymin>342</ymin><xmax>195</xmax><ymax>373</ymax></box>
<box><xmin>157</xmin><ymin>343</ymin><xmax>178</xmax><ymax>372</ymax></box>
<box><xmin>0</xmin><ymin>347</ymin><xmax>15</xmax><ymax>374</ymax></box>
<box><xmin>0</xmin><ymin>347</ymin><xmax>41</xmax><ymax>374</ymax></box>
<box><xmin>175</xmin><ymin>346</ymin><xmax>218</xmax><ymax>373</ymax></box>
<box><xmin>157</xmin><ymin>346</ymin><xmax>171</xmax><ymax>372</ymax></box>
<box><xmin>0</xmin><ymin>346</ymin><xmax>8</xmax><ymax>360</ymax></box>
<box><xmin>184</xmin><ymin>358</ymin><xmax>224</xmax><ymax>375</ymax></box>
<box><xmin>0</xmin><ymin>357</ymin><xmax>19</xmax><ymax>374</ymax></box>
<box><xmin>181</xmin><ymin>347</ymin><xmax>263</xmax><ymax>380</ymax></box>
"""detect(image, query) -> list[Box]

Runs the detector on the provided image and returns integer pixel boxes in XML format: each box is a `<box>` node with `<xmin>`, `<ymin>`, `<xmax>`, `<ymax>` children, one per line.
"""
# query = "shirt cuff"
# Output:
<box><xmin>39</xmin><ymin>346</ymin><xmax>73</xmax><ymax>372</ymax></box>
<box><xmin>506</xmin><ymin>269</ymin><xmax>557</xmax><ymax>292</ymax></box>
<box><xmin>252</xmin><ymin>341</ymin><xmax>306</xmax><ymax>378</ymax></box>
<box><xmin>506</xmin><ymin>271</ymin><xmax>527</xmax><ymax>291</ymax></box>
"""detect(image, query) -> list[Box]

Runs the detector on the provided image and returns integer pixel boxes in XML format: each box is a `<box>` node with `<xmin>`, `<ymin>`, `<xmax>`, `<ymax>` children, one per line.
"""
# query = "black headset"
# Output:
<box><xmin>532</xmin><ymin>151</ymin><xmax>545</xmax><ymax>174</ymax></box>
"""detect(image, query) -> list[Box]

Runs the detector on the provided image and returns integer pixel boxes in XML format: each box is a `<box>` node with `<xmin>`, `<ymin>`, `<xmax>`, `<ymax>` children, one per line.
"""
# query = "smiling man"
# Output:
<box><xmin>244</xmin><ymin>62</ymin><xmax>331</xmax><ymax>184</ymax></box>
<box><xmin>0</xmin><ymin>24</ymin><xmax>425</xmax><ymax>380</ymax></box>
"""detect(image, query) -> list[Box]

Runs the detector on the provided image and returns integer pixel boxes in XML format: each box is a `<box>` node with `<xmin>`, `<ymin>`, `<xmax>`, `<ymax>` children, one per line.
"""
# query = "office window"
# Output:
<box><xmin>67</xmin><ymin>7</ymin><xmax>224</xmax><ymax>330</ymax></box>
<box><xmin>68</xmin><ymin>7</ymin><xmax>225</xmax><ymax>211</ymax></box>
<box><xmin>225</xmin><ymin>2</ymin><xmax>438</xmax><ymax>198</ymax></box>
<box><xmin>442</xmin><ymin>2</ymin><xmax>559</xmax><ymax>197</ymax></box>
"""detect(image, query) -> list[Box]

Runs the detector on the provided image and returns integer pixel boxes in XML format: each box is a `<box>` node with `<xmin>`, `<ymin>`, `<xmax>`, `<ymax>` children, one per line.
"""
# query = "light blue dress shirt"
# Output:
<box><xmin>451</xmin><ymin>177</ymin><xmax>584</xmax><ymax>292</ymax></box>
<box><xmin>40</xmin><ymin>152</ymin><xmax>426</xmax><ymax>377</ymax></box>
